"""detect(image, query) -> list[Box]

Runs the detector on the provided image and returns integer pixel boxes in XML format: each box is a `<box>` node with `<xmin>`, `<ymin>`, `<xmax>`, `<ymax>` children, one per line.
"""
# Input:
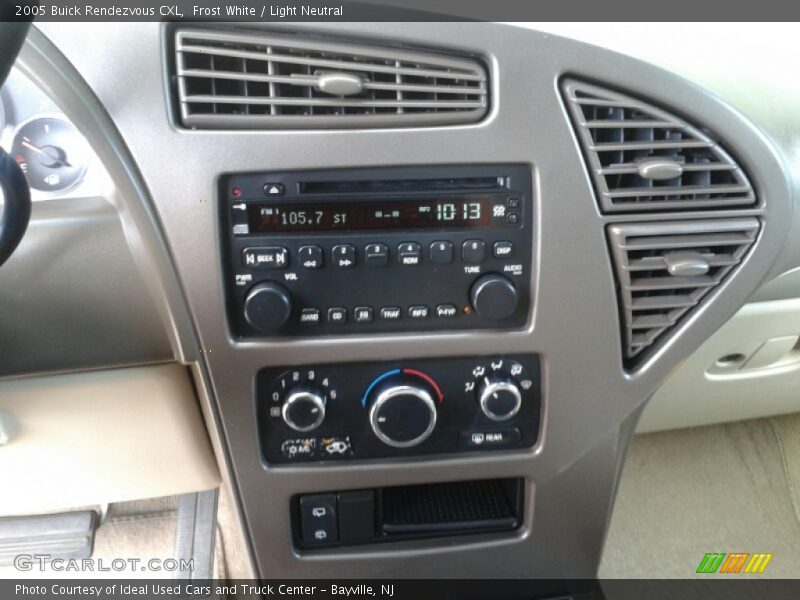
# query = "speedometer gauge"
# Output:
<box><xmin>11</xmin><ymin>117</ymin><xmax>88</xmax><ymax>192</ymax></box>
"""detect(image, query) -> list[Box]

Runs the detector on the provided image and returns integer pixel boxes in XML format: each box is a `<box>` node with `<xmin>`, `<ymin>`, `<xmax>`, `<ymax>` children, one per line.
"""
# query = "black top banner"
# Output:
<box><xmin>3</xmin><ymin>0</ymin><xmax>800</xmax><ymax>22</ymax></box>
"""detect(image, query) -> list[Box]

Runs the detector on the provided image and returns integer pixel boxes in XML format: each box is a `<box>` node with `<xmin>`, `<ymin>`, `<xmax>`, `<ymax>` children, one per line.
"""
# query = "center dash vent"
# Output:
<box><xmin>562</xmin><ymin>79</ymin><xmax>755</xmax><ymax>213</ymax></box>
<box><xmin>174</xmin><ymin>29</ymin><xmax>488</xmax><ymax>129</ymax></box>
<box><xmin>608</xmin><ymin>218</ymin><xmax>760</xmax><ymax>361</ymax></box>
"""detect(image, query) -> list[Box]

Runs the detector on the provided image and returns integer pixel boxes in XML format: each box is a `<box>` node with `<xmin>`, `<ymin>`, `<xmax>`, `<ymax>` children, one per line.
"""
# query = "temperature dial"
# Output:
<box><xmin>281</xmin><ymin>385</ymin><xmax>327</xmax><ymax>432</ymax></box>
<box><xmin>477</xmin><ymin>373</ymin><xmax>523</xmax><ymax>421</ymax></box>
<box><xmin>363</xmin><ymin>369</ymin><xmax>442</xmax><ymax>448</ymax></box>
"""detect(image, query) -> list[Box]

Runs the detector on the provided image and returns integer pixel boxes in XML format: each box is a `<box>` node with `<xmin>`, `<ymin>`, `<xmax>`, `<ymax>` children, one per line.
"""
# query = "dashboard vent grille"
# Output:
<box><xmin>563</xmin><ymin>80</ymin><xmax>755</xmax><ymax>213</ymax></box>
<box><xmin>608</xmin><ymin>218</ymin><xmax>760</xmax><ymax>360</ymax></box>
<box><xmin>174</xmin><ymin>29</ymin><xmax>488</xmax><ymax>129</ymax></box>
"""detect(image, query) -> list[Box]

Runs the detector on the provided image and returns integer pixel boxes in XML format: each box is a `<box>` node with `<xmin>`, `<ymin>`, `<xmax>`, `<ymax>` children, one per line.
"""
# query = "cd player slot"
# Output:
<box><xmin>299</xmin><ymin>176</ymin><xmax>507</xmax><ymax>196</ymax></box>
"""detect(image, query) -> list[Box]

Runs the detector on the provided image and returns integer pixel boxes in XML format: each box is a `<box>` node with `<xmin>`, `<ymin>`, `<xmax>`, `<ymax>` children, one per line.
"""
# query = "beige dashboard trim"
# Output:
<box><xmin>0</xmin><ymin>364</ymin><xmax>220</xmax><ymax>516</ymax></box>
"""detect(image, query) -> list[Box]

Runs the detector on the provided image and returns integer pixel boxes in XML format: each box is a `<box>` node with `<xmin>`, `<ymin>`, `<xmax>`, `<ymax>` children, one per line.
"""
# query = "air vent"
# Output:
<box><xmin>562</xmin><ymin>80</ymin><xmax>755</xmax><ymax>212</ymax></box>
<box><xmin>174</xmin><ymin>29</ymin><xmax>488</xmax><ymax>129</ymax></box>
<box><xmin>608</xmin><ymin>218</ymin><xmax>760</xmax><ymax>360</ymax></box>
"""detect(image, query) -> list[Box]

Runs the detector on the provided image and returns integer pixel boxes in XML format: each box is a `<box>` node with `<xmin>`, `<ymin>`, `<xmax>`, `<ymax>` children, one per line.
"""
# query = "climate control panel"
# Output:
<box><xmin>256</xmin><ymin>355</ymin><xmax>541</xmax><ymax>464</ymax></box>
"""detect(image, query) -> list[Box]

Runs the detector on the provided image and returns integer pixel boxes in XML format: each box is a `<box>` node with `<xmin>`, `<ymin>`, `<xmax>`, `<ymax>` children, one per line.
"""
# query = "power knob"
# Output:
<box><xmin>281</xmin><ymin>385</ymin><xmax>327</xmax><ymax>432</ymax></box>
<box><xmin>477</xmin><ymin>373</ymin><xmax>522</xmax><ymax>421</ymax></box>
<box><xmin>244</xmin><ymin>281</ymin><xmax>293</xmax><ymax>332</ymax></box>
<box><xmin>470</xmin><ymin>274</ymin><xmax>519</xmax><ymax>321</ymax></box>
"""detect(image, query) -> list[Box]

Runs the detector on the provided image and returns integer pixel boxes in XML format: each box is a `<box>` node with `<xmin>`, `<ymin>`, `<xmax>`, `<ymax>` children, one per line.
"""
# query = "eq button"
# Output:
<box><xmin>332</xmin><ymin>244</ymin><xmax>356</xmax><ymax>268</ymax></box>
<box><xmin>299</xmin><ymin>245</ymin><xmax>323</xmax><ymax>269</ymax></box>
<box><xmin>398</xmin><ymin>242</ymin><xmax>422</xmax><ymax>266</ymax></box>
<box><xmin>354</xmin><ymin>307</ymin><xmax>374</xmax><ymax>322</ymax></box>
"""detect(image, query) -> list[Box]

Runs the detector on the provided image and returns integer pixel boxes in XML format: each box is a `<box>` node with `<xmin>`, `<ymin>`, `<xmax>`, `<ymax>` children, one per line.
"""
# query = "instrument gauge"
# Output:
<box><xmin>11</xmin><ymin>117</ymin><xmax>88</xmax><ymax>193</ymax></box>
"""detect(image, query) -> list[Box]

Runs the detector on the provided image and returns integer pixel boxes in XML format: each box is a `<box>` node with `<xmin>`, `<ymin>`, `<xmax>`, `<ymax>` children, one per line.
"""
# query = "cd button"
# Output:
<box><xmin>398</xmin><ymin>242</ymin><xmax>422</xmax><ymax>266</ymax></box>
<box><xmin>365</xmin><ymin>243</ymin><xmax>389</xmax><ymax>267</ymax></box>
<box><xmin>436</xmin><ymin>304</ymin><xmax>458</xmax><ymax>318</ymax></box>
<box><xmin>493</xmin><ymin>241</ymin><xmax>514</xmax><ymax>258</ymax></box>
<box><xmin>300</xmin><ymin>308</ymin><xmax>321</xmax><ymax>325</ymax></box>
<box><xmin>332</xmin><ymin>244</ymin><xmax>356</xmax><ymax>268</ymax></box>
<box><xmin>462</xmin><ymin>240</ymin><xmax>486</xmax><ymax>264</ymax></box>
<box><xmin>380</xmin><ymin>307</ymin><xmax>402</xmax><ymax>320</ymax></box>
<box><xmin>354</xmin><ymin>307</ymin><xmax>374</xmax><ymax>322</ymax></box>
<box><xmin>408</xmin><ymin>305</ymin><xmax>430</xmax><ymax>319</ymax></box>
<box><xmin>299</xmin><ymin>245</ymin><xmax>323</xmax><ymax>269</ymax></box>
<box><xmin>328</xmin><ymin>307</ymin><xmax>347</xmax><ymax>324</ymax></box>
<box><xmin>242</xmin><ymin>246</ymin><xmax>289</xmax><ymax>269</ymax></box>
<box><xmin>430</xmin><ymin>241</ymin><xmax>454</xmax><ymax>264</ymax></box>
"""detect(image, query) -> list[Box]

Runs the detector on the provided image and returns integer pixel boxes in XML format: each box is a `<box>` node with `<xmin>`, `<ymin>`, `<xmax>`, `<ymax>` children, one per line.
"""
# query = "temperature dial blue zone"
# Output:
<box><xmin>360</xmin><ymin>368</ymin><xmax>444</xmax><ymax>406</ymax></box>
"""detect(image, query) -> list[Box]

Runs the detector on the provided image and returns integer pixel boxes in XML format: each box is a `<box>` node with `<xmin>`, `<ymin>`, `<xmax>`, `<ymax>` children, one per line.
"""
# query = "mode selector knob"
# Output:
<box><xmin>364</xmin><ymin>372</ymin><xmax>440</xmax><ymax>448</ymax></box>
<box><xmin>477</xmin><ymin>374</ymin><xmax>522</xmax><ymax>422</ymax></box>
<box><xmin>244</xmin><ymin>282</ymin><xmax>293</xmax><ymax>332</ymax></box>
<box><xmin>470</xmin><ymin>274</ymin><xmax>519</xmax><ymax>321</ymax></box>
<box><xmin>282</xmin><ymin>385</ymin><xmax>327</xmax><ymax>432</ymax></box>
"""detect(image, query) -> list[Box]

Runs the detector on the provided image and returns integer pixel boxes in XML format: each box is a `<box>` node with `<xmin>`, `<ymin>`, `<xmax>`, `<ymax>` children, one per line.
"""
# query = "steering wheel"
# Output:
<box><xmin>0</xmin><ymin>22</ymin><xmax>32</xmax><ymax>268</ymax></box>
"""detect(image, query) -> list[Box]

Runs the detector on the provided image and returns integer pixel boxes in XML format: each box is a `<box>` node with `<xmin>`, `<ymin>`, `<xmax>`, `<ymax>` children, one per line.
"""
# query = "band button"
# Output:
<box><xmin>407</xmin><ymin>305</ymin><xmax>430</xmax><ymax>319</ymax></box>
<box><xmin>300</xmin><ymin>308</ymin><xmax>321</xmax><ymax>325</ymax></box>
<box><xmin>435</xmin><ymin>304</ymin><xmax>458</xmax><ymax>318</ymax></box>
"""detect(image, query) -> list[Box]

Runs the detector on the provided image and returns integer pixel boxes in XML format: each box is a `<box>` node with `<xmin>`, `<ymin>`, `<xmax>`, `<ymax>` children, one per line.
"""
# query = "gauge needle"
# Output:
<box><xmin>21</xmin><ymin>138</ymin><xmax>72</xmax><ymax>168</ymax></box>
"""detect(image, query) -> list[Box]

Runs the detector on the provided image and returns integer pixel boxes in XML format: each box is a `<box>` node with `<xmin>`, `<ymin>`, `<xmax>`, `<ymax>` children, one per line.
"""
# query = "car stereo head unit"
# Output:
<box><xmin>221</xmin><ymin>165</ymin><xmax>534</xmax><ymax>338</ymax></box>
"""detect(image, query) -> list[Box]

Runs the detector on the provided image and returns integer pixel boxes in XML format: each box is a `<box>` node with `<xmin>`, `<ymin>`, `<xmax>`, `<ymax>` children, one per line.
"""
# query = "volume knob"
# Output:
<box><xmin>244</xmin><ymin>281</ymin><xmax>293</xmax><ymax>332</ymax></box>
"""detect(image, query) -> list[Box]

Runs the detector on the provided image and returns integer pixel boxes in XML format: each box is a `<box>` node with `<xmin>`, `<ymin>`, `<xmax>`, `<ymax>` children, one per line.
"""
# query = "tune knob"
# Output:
<box><xmin>281</xmin><ymin>385</ymin><xmax>327</xmax><ymax>432</ymax></box>
<box><xmin>364</xmin><ymin>372</ymin><xmax>439</xmax><ymax>448</ymax></box>
<box><xmin>470</xmin><ymin>274</ymin><xmax>519</xmax><ymax>321</ymax></box>
<box><xmin>477</xmin><ymin>373</ymin><xmax>522</xmax><ymax>421</ymax></box>
<box><xmin>244</xmin><ymin>281</ymin><xmax>293</xmax><ymax>332</ymax></box>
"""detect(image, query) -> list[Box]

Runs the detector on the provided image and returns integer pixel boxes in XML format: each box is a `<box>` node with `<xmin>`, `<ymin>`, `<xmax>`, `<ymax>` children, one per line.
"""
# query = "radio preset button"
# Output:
<box><xmin>462</xmin><ymin>240</ymin><xmax>486</xmax><ymax>264</ymax></box>
<box><xmin>408</xmin><ymin>305</ymin><xmax>430</xmax><ymax>319</ymax></box>
<box><xmin>430</xmin><ymin>241</ymin><xmax>454</xmax><ymax>265</ymax></box>
<box><xmin>242</xmin><ymin>246</ymin><xmax>289</xmax><ymax>269</ymax></box>
<box><xmin>328</xmin><ymin>307</ymin><xmax>347</xmax><ymax>324</ymax></box>
<box><xmin>354</xmin><ymin>307</ymin><xmax>374</xmax><ymax>323</ymax></box>
<box><xmin>332</xmin><ymin>244</ymin><xmax>356</xmax><ymax>268</ymax></box>
<box><xmin>436</xmin><ymin>304</ymin><xmax>458</xmax><ymax>318</ymax></box>
<box><xmin>300</xmin><ymin>308</ymin><xmax>321</xmax><ymax>325</ymax></box>
<box><xmin>493</xmin><ymin>241</ymin><xmax>514</xmax><ymax>258</ymax></box>
<box><xmin>299</xmin><ymin>245</ymin><xmax>323</xmax><ymax>269</ymax></box>
<box><xmin>380</xmin><ymin>307</ymin><xmax>402</xmax><ymax>320</ymax></box>
<box><xmin>398</xmin><ymin>242</ymin><xmax>422</xmax><ymax>266</ymax></box>
<box><xmin>365</xmin><ymin>243</ymin><xmax>389</xmax><ymax>267</ymax></box>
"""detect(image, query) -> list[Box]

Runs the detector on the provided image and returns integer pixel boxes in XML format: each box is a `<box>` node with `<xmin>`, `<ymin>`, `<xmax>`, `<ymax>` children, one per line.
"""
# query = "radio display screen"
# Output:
<box><xmin>246</xmin><ymin>198</ymin><xmax>498</xmax><ymax>233</ymax></box>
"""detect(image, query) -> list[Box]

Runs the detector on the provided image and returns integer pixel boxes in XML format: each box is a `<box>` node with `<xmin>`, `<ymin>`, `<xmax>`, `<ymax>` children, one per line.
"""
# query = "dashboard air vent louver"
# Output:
<box><xmin>608</xmin><ymin>218</ymin><xmax>760</xmax><ymax>360</ymax></box>
<box><xmin>562</xmin><ymin>80</ymin><xmax>755</xmax><ymax>212</ymax></box>
<box><xmin>174</xmin><ymin>29</ymin><xmax>488</xmax><ymax>129</ymax></box>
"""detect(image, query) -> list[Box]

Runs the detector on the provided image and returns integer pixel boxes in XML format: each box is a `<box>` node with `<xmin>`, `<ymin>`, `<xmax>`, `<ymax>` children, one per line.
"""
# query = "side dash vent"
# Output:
<box><xmin>562</xmin><ymin>79</ymin><xmax>755</xmax><ymax>213</ymax></box>
<box><xmin>608</xmin><ymin>218</ymin><xmax>760</xmax><ymax>360</ymax></box>
<box><xmin>174</xmin><ymin>29</ymin><xmax>488</xmax><ymax>129</ymax></box>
